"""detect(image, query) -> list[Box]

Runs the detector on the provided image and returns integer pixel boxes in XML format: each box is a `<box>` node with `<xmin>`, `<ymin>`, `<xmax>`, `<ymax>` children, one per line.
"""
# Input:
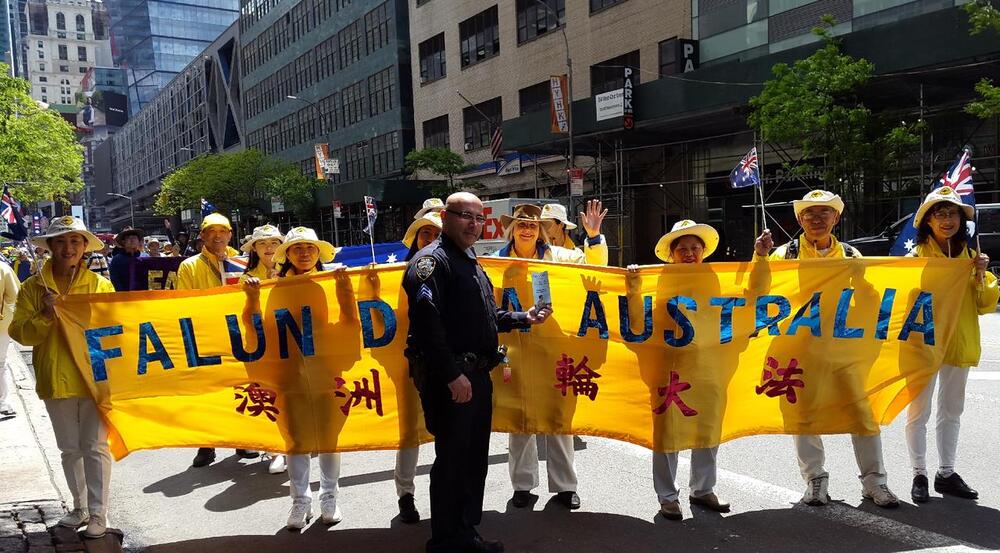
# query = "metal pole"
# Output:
<box><xmin>538</xmin><ymin>0</ymin><xmax>574</xmax><ymax>205</ymax></box>
<box><xmin>129</xmin><ymin>197</ymin><xmax>135</xmax><ymax>228</ymax></box>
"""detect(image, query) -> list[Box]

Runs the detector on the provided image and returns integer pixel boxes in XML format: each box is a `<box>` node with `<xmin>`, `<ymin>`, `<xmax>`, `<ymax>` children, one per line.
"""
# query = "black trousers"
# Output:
<box><xmin>421</xmin><ymin>369</ymin><xmax>493</xmax><ymax>553</ymax></box>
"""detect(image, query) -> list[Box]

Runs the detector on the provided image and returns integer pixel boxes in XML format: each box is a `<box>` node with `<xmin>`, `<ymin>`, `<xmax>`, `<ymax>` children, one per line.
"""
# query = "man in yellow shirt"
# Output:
<box><xmin>754</xmin><ymin>189</ymin><xmax>898</xmax><ymax>509</ymax></box>
<box><xmin>176</xmin><ymin>213</ymin><xmax>250</xmax><ymax>467</ymax></box>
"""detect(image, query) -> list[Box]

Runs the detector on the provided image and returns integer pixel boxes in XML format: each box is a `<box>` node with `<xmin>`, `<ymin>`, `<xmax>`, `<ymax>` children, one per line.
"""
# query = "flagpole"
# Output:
<box><xmin>756</xmin><ymin>134</ymin><xmax>767</xmax><ymax>232</ymax></box>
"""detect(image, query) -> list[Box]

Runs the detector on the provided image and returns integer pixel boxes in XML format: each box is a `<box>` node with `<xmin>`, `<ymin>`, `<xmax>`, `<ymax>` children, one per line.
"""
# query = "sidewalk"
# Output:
<box><xmin>0</xmin><ymin>344</ymin><xmax>122</xmax><ymax>553</ymax></box>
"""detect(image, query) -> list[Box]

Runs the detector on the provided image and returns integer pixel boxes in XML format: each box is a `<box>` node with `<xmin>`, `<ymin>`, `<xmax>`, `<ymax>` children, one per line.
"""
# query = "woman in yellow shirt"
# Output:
<box><xmin>9</xmin><ymin>217</ymin><xmax>115</xmax><ymax>539</ymax></box>
<box><xmin>904</xmin><ymin>186</ymin><xmax>998</xmax><ymax>503</ymax></box>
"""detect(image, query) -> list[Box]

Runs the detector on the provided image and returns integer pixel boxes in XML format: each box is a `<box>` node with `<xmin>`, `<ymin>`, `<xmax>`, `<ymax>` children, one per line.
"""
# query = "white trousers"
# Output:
<box><xmin>652</xmin><ymin>447</ymin><xmax>718</xmax><ymax>503</ymax></box>
<box><xmin>0</xmin><ymin>330</ymin><xmax>12</xmax><ymax>410</ymax></box>
<box><xmin>794</xmin><ymin>434</ymin><xmax>886</xmax><ymax>486</ymax></box>
<box><xmin>905</xmin><ymin>364</ymin><xmax>969</xmax><ymax>477</ymax></box>
<box><xmin>287</xmin><ymin>453</ymin><xmax>341</xmax><ymax>502</ymax></box>
<box><xmin>508</xmin><ymin>434</ymin><xmax>577</xmax><ymax>493</ymax></box>
<box><xmin>43</xmin><ymin>398</ymin><xmax>112</xmax><ymax>518</ymax></box>
<box><xmin>394</xmin><ymin>447</ymin><xmax>418</xmax><ymax>497</ymax></box>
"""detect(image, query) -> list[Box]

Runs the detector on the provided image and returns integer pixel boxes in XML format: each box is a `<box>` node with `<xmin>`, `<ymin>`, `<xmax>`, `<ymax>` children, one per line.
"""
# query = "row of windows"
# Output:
<box><xmin>246</xmin><ymin>66</ymin><xmax>397</xmax><ymax>154</ymax></box>
<box><xmin>241</xmin><ymin>0</ymin><xmax>380</xmax><ymax>77</ymax></box>
<box><xmin>54</xmin><ymin>13</ymin><xmax>87</xmax><ymax>32</ymax></box>
<box><xmin>294</xmin><ymin>131</ymin><xmax>401</xmax><ymax>183</ymax></box>
<box><xmin>240</xmin><ymin>0</ymin><xmax>352</xmax><ymax>34</ymax></box>
<box><xmin>36</xmin><ymin>62</ymin><xmax>88</xmax><ymax>74</ymax></box>
<box><xmin>49</xmin><ymin>45</ymin><xmax>88</xmax><ymax>61</ymax></box>
<box><xmin>242</xmin><ymin>1</ymin><xmax>391</xmax><ymax>119</ymax></box>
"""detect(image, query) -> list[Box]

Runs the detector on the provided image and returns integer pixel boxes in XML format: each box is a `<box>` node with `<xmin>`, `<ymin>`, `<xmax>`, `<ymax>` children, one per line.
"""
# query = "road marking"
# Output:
<box><xmin>596</xmin><ymin>438</ymin><xmax>976</xmax><ymax>551</ymax></box>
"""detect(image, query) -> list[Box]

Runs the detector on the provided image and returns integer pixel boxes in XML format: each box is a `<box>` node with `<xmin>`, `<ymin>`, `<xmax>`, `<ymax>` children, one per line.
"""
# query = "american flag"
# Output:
<box><xmin>729</xmin><ymin>147</ymin><xmax>760</xmax><ymax>189</ymax></box>
<box><xmin>939</xmin><ymin>148</ymin><xmax>974</xmax><ymax>197</ymax></box>
<box><xmin>490</xmin><ymin>126</ymin><xmax>503</xmax><ymax>160</ymax></box>
<box><xmin>363</xmin><ymin>195</ymin><xmax>377</xmax><ymax>235</ymax></box>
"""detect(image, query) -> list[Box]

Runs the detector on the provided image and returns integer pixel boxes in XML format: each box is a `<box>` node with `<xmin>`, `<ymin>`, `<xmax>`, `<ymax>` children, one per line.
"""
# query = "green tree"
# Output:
<box><xmin>748</xmin><ymin>19</ymin><xmax>919</xmax><ymax>234</ymax></box>
<box><xmin>965</xmin><ymin>1</ymin><xmax>1000</xmax><ymax>119</ymax></box>
<box><xmin>404</xmin><ymin>147</ymin><xmax>478</xmax><ymax>196</ymax></box>
<box><xmin>154</xmin><ymin>149</ymin><xmax>322</xmax><ymax>218</ymax></box>
<box><xmin>0</xmin><ymin>63</ymin><xmax>84</xmax><ymax>203</ymax></box>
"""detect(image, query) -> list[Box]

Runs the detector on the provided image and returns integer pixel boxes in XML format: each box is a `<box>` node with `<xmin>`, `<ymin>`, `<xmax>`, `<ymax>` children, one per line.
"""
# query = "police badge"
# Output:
<box><xmin>415</xmin><ymin>256</ymin><xmax>436</xmax><ymax>280</ymax></box>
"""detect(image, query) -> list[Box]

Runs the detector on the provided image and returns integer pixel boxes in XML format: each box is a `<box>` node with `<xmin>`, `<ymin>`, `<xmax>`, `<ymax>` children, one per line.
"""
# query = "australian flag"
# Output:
<box><xmin>891</xmin><ymin>148</ymin><xmax>976</xmax><ymax>256</ymax></box>
<box><xmin>201</xmin><ymin>198</ymin><xmax>217</xmax><ymax>216</ymax></box>
<box><xmin>362</xmin><ymin>196</ymin><xmax>377</xmax><ymax>235</ymax></box>
<box><xmin>0</xmin><ymin>185</ymin><xmax>28</xmax><ymax>241</ymax></box>
<box><xmin>730</xmin><ymin>147</ymin><xmax>761</xmax><ymax>189</ymax></box>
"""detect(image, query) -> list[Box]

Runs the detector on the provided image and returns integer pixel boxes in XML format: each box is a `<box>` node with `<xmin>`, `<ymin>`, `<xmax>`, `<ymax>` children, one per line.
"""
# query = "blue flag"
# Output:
<box><xmin>730</xmin><ymin>147</ymin><xmax>760</xmax><ymax>189</ymax></box>
<box><xmin>891</xmin><ymin>149</ymin><xmax>976</xmax><ymax>256</ymax></box>
<box><xmin>200</xmin><ymin>198</ymin><xmax>217</xmax><ymax>216</ymax></box>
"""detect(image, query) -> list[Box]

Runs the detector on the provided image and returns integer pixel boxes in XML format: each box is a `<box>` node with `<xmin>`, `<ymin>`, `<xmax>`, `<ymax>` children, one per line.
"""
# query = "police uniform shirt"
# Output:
<box><xmin>403</xmin><ymin>234</ymin><xmax>530</xmax><ymax>385</ymax></box>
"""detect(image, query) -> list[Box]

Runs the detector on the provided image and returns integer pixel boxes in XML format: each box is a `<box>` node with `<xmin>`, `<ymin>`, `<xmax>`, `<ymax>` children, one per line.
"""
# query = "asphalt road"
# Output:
<box><xmin>106</xmin><ymin>313</ymin><xmax>1000</xmax><ymax>553</ymax></box>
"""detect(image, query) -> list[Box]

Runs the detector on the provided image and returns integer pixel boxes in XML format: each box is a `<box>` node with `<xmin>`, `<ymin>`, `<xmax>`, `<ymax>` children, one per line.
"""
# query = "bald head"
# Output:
<box><xmin>442</xmin><ymin>192</ymin><xmax>485</xmax><ymax>250</ymax></box>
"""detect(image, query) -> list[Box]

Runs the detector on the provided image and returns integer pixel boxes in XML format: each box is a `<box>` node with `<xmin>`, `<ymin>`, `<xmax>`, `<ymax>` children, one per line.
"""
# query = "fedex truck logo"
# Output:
<box><xmin>481</xmin><ymin>205</ymin><xmax>504</xmax><ymax>239</ymax></box>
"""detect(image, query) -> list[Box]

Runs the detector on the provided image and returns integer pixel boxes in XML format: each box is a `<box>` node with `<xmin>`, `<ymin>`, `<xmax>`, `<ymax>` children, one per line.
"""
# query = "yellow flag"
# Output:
<box><xmin>56</xmin><ymin>257</ymin><xmax>969</xmax><ymax>460</ymax></box>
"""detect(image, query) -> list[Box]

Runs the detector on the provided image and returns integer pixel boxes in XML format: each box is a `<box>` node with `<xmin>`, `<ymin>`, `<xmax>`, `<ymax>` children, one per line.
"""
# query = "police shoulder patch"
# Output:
<box><xmin>415</xmin><ymin>256</ymin><xmax>436</xmax><ymax>280</ymax></box>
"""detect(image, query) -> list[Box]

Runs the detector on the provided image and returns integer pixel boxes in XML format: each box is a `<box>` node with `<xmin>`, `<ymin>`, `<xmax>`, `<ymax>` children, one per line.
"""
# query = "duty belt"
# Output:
<box><xmin>454</xmin><ymin>351</ymin><xmax>499</xmax><ymax>372</ymax></box>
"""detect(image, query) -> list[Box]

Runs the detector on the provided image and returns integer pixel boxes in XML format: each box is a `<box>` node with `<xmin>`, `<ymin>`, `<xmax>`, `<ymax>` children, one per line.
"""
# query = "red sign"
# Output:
<box><xmin>549</xmin><ymin>74</ymin><xmax>569</xmax><ymax>135</ymax></box>
<box><xmin>481</xmin><ymin>205</ymin><xmax>504</xmax><ymax>240</ymax></box>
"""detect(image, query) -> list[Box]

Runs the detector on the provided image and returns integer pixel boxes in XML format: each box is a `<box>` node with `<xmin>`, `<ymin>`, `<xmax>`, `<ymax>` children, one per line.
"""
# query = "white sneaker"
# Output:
<box><xmin>320</xmin><ymin>492</ymin><xmax>342</xmax><ymax>525</ymax></box>
<box><xmin>83</xmin><ymin>515</ymin><xmax>106</xmax><ymax>539</ymax></box>
<box><xmin>286</xmin><ymin>500</ymin><xmax>312</xmax><ymax>530</ymax></box>
<box><xmin>802</xmin><ymin>476</ymin><xmax>830</xmax><ymax>506</ymax></box>
<box><xmin>862</xmin><ymin>482</ymin><xmax>900</xmax><ymax>508</ymax></box>
<box><xmin>57</xmin><ymin>509</ymin><xmax>89</xmax><ymax>528</ymax></box>
<box><xmin>268</xmin><ymin>454</ymin><xmax>287</xmax><ymax>474</ymax></box>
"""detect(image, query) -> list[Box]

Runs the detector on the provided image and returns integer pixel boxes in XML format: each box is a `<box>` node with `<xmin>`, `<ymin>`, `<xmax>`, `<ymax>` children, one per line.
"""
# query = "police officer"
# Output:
<box><xmin>403</xmin><ymin>192</ymin><xmax>551</xmax><ymax>553</ymax></box>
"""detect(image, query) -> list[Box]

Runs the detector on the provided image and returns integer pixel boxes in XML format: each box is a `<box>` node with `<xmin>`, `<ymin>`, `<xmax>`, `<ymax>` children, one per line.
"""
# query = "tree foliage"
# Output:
<box><xmin>965</xmin><ymin>2</ymin><xmax>1000</xmax><ymax>119</ymax></box>
<box><xmin>747</xmin><ymin>20</ymin><xmax>920</xmax><ymax>230</ymax></box>
<box><xmin>154</xmin><ymin>149</ymin><xmax>323</xmax><ymax>217</ymax></box>
<box><xmin>964</xmin><ymin>0</ymin><xmax>1000</xmax><ymax>34</ymax></box>
<box><xmin>404</xmin><ymin>147</ymin><xmax>479</xmax><ymax>196</ymax></box>
<box><xmin>0</xmin><ymin>63</ymin><xmax>84</xmax><ymax>203</ymax></box>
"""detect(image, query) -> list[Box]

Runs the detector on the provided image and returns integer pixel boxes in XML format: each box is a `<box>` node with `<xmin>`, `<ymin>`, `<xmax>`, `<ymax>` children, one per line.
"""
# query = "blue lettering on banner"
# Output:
<box><xmin>179</xmin><ymin>318</ymin><xmax>222</xmax><ymax>367</ymax></box>
<box><xmin>710</xmin><ymin>297</ymin><xmax>746</xmax><ymax>344</ymax></box>
<box><xmin>898</xmin><ymin>291</ymin><xmax>935</xmax><ymax>345</ymax></box>
<box><xmin>664</xmin><ymin>296</ymin><xmax>696</xmax><ymax>348</ymax></box>
<box><xmin>359</xmin><ymin>300</ymin><xmax>397</xmax><ymax>348</ymax></box>
<box><xmin>618</xmin><ymin>295</ymin><xmax>653</xmax><ymax>343</ymax></box>
<box><xmin>137</xmin><ymin>322</ymin><xmax>174</xmax><ymax>374</ymax></box>
<box><xmin>275</xmin><ymin>307</ymin><xmax>315</xmax><ymax>358</ymax></box>
<box><xmin>577</xmin><ymin>290</ymin><xmax>609</xmax><ymax>339</ymax></box>
<box><xmin>833</xmin><ymin>288</ymin><xmax>864</xmax><ymax>339</ymax></box>
<box><xmin>787</xmin><ymin>292</ymin><xmax>822</xmax><ymax>337</ymax></box>
<box><xmin>85</xmin><ymin>325</ymin><xmax>123</xmax><ymax>382</ymax></box>
<box><xmin>226</xmin><ymin>313</ymin><xmax>266</xmax><ymax>362</ymax></box>
<box><xmin>875</xmin><ymin>288</ymin><xmax>897</xmax><ymax>341</ymax></box>
<box><xmin>752</xmin><ymin>295</ymin><xmax>791</xmax><ymax>338</ymax></box>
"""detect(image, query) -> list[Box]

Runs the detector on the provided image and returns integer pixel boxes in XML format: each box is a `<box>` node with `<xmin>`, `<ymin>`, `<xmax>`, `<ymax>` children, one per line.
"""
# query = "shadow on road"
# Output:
<box><xmin>127</xmin><ymin>503</ymin><xmax>967</xmax><ymax>553</ymax></box>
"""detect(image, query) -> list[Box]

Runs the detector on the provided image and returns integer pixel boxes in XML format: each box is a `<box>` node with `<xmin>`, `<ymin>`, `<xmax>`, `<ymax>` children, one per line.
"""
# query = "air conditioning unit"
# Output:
<box><xmin>464</xmin><ymin>142</ymin><xmax>473</xmax><ymax>151</ymax></box>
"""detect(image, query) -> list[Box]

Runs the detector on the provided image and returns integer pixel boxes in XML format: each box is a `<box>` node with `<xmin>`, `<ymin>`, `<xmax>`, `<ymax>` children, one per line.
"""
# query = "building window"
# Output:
<box><xmin>319</xmin><ymin>91</ymin><xmax>340</xmax><ymax>132</ymax></box>
<box><xmin>338</xmin><ymin>19</ymin><xmax>363</xmax><ymax>70</ymax></box>
<box><xmin>316</xmin><ymin>36</ymin><xmax>337</xmax><ymax>81</ymax></box>
<box><xmin>422</xmin><ymin>115</ymin><xmax>449</xmax><ymax>149</ymax></box>
<box><xmin>658</xmin><ymin>38</ymin><xmax>678</xmax><ymax>77</ymax></box>
<box><xmin>418</xmin><ymin>33</ymin><xmax>446</xmax><ymax>83</ymax></box>
<box><xmin>590</xmin><ymin>0</ymin><xmax>626</xmax><ymax>12</ymax></box>
<box><xmin>518</xmin><ymin>80</ymin><xmax>550</xmax><ymax>115</ymax></box>
<box><xmin>78</xmin><ymin>46</ymin><xmax>87</xmax><ymax>61</ymax></box>
<box><xmin>38</xmin><ymin>76</ymin><xmax>47</xmax><ymax>82</ymax></box>
<box><xmin>590</xmin><ymin>50</ymin><xmax>639</xmax><ymax>96</ymax></box>
<box><xmin>60</xmin><ymin>65</ymin><xmax>69</xmax><ymax>72</ymax></box>
<box><xmin>78</xmin><ymin>67</ymin><xmax>86</xmax><ymax>73</ymax></box>
<box><xmin>58</xmin><ymin>45</ymin><xmax>67</xmax><ymax>60</ymax></box>
<box><xmin>368</xmin><ymin>67</ymin><xmax>395</xmax><ymax>117</ymax></box>
<box><xmin>371</xmin><ymin>131</ymin><xmax>400</xmax><ymax>176</ymax></box>
<box><xmin>56</xmin><ymin>12</ymin><xmax>65</xmax><ymax>30</ymax></box>
<box><xmin>40</xmin><ymin>86</ymin><xmax>47</xmax><ymax>93</ymax></box>
<box><xmin>39</xmin><ymin>63</ymin><xmax>45</xmax><ymax>71</ymax></box>
<box><xmin>75</xmin><ymin>14</ymin><xmax>85</xmax><ymax>32</ymax></box>
<box><xmin>364</xmin><ymin>2</ymin><xmax>390</xmax><ymax>54</ymax></box>
<box><xmin>459</xmin><ymin>6</ymin><xmax>499</xmax><ymax>68</ymax></box>
<box><xmin>41</xmin><ymin>96</ymin><xmax>47</xmax><ymax>102</ymax></box>
<box><xmin>516</xmin><ymin>0</ymin><xmax>564</xmax><ymax>44</ymax></box>
<box><xmin>37</xmin><ymin>50</ymin><xmax>43</xmax><ymax>59</ymax></box>
<box><xmin>463</xmin><ymin>97</ymin><xmax>501</xmax><ymax>150</ymax></box>
<box><xmin>341</xmin><ymin>79</ymin><xmax>365</xmax><ymax>127</ymax></box>
<box><xmin>37</xmin><ymin>40</ymin><xmax>42</xmax><ymax>48</ymax></box>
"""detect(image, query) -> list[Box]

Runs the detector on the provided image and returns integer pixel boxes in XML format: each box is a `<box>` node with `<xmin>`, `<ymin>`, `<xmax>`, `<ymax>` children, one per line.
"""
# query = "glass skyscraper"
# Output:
<box><xmin>106</xmin><ymin>0</ymin><xmax>237</xmax><ymax>114</ymax></box>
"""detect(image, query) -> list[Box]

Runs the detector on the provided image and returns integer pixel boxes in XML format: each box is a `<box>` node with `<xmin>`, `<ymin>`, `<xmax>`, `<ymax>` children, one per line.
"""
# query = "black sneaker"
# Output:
<box><xmin>398</xmin><ymin>493</ymin><xmax>420</xmax><ymax>524</ymax></box>
<box><xmin>468</xmin><ymin>535</ymin><xmax>504</xmax><ymax>553</ymax></box>
<box><xmin>911</xmin><ymin>475</ymin><xmax>930</xmax><ymax>503</ymax></box>
<box><xmin>236</xmin><ymin>449</ymin><xmax>260</xmax><ymax>459</ymax></box>
<box><xmin>511</xmin><ymin>491</ymin><xmax>534</xmax><ymax>508</ymax></box>
<box><xmin>934</xmin><ymin>472</ymin><xmax>978</xmax><ymax>500</ymax></box>
<box><xmin>192</xmin><ymin>448</ymin><xmax>216</xmax><ymax>468</ymax></box>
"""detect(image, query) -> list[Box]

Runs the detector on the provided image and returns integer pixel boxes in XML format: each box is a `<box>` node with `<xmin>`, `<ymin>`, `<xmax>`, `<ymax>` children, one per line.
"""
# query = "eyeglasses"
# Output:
<box><xmin>445</xmin><ymin>209</ymin><xmax>487</xmax><ymax>224</ymax></box>
<box><xmin>800</xmin><ymin>209</ymin><xmax>837</xmax><ymax>221</ymax></box>
<box><xmin>931</xmin><ymin>208</ymin><xmax>960</xmax><ymax>221</ymax></box>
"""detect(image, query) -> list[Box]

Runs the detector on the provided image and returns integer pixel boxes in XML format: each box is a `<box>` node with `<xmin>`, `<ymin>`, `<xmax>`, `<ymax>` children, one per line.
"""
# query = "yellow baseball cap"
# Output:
<box><xmin>200</xmin><ymin>212</ymin><xmax>232</xmax><ymax>231</ymax></box>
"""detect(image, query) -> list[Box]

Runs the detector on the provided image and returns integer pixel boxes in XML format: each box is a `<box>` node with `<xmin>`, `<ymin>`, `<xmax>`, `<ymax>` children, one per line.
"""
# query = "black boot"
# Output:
<box><xmin>911</xmin><ymin>475</ymin><xmax>929</xmax><ymax>503</ymax></box>
<box><xmin>397</xmin><ymin>493</ymin><xmax>420</xmax><ymax>524</ymax></box>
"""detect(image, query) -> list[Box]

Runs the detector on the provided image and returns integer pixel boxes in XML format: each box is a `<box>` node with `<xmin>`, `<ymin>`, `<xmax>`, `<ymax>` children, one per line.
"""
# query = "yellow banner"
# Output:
<box><xmin>56</xmin><ymin>258</ymin><xmax>969</xmax><ymax>460</ymax></box>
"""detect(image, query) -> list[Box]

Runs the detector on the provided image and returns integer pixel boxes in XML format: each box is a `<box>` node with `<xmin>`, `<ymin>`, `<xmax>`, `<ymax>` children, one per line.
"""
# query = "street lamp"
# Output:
<box><xmin>287</xmin><ymin>94</ymin><xmax>340</xmax><ymax>246</ymax></box>
<box><xmin>107</xmin><ymin>192</ymin><xmax>135</xmax><ymax>228</ymax></box>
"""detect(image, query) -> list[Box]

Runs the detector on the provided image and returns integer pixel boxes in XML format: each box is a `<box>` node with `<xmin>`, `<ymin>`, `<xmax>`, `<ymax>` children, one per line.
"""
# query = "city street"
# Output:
<box><xmin>96</xmin><ymin>312</ymin><xmax>1000</xmax><ymax>553</ymax></box>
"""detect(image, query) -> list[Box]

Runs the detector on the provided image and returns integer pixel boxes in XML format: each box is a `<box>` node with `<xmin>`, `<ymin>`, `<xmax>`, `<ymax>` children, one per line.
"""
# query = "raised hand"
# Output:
<box><xmin>579</xmin><ymin>199</ymin><xmax>608</xmax><ymax>238</ymax></box>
